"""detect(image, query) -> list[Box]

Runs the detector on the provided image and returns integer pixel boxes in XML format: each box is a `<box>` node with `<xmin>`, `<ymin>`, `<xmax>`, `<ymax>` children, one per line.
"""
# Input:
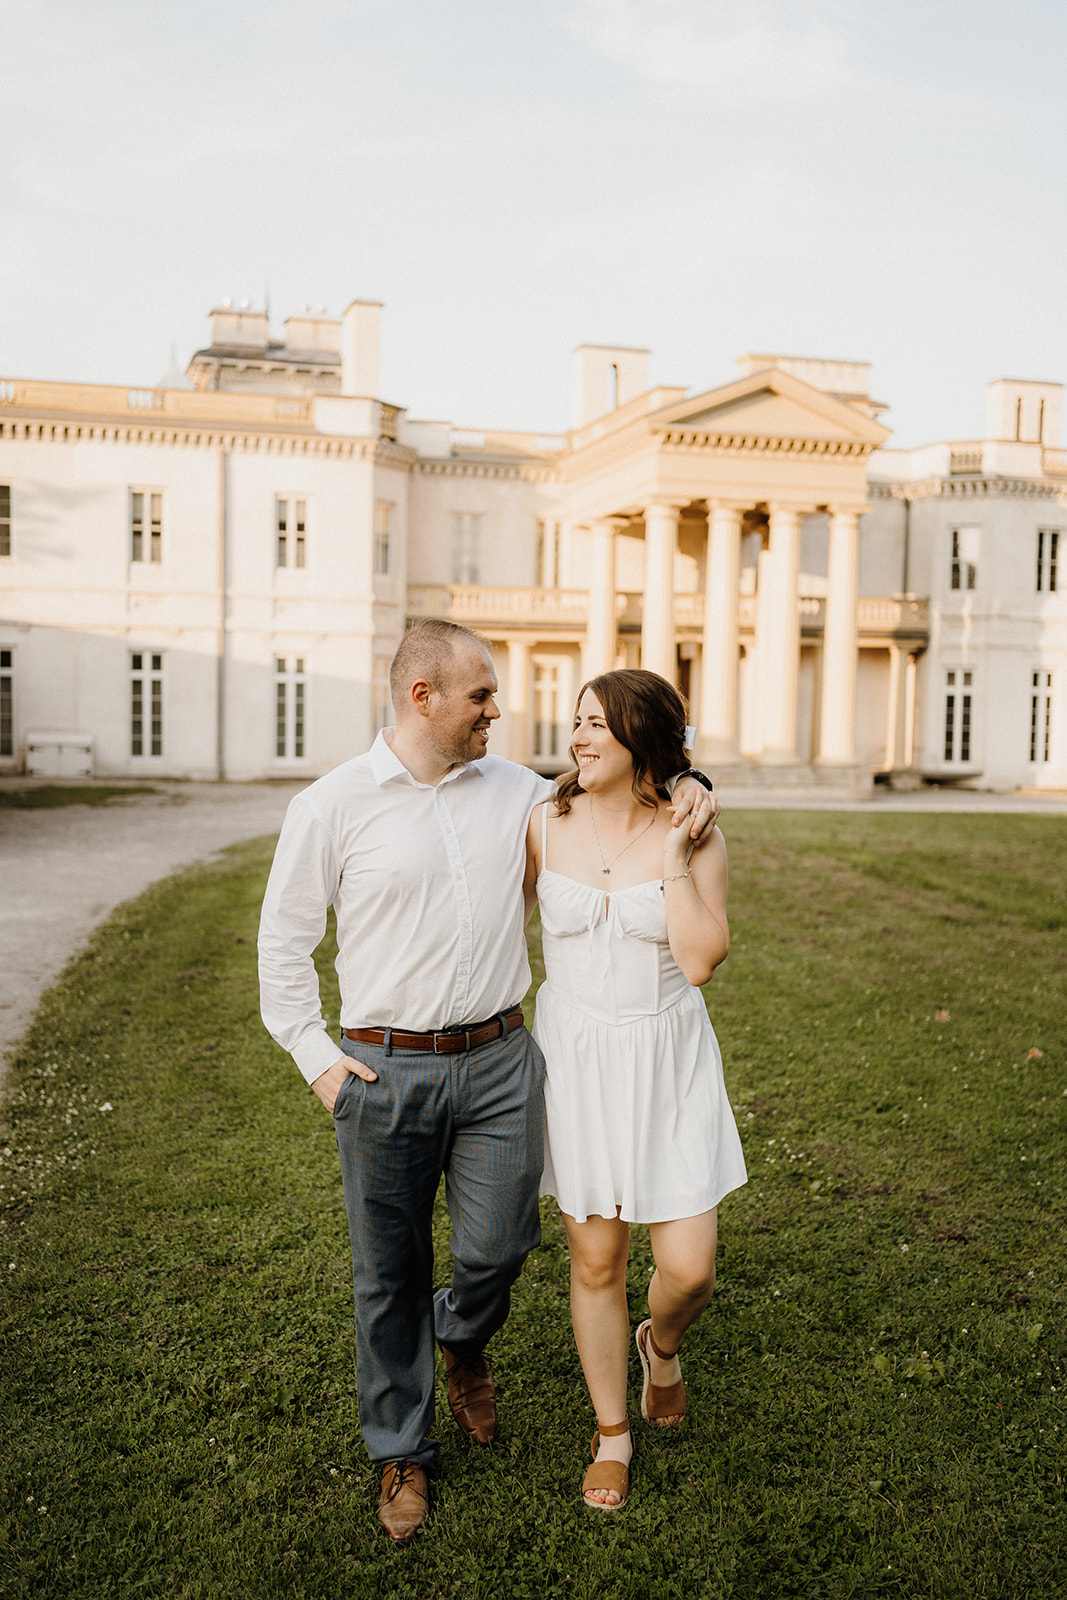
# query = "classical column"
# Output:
<box><xmin>642</xmin><ymin>501</ymin><xmax>680</xmax><ymax>681</ymax></box>
<box><xmin>884</xmin><ymin>644</ymin><xmax>904</xmax><ymax>771</ymax></box>
<box><xmin>904</xmin><ymin>651</ymin><xmax>919</xmax><ymax>768</ymax></box>
<box><xmin>506</xmin><ymin>639</ymin><xmax>530</xmax><ymax>763</ymax></box>
<box><xmin>698</xmin><ymin>502</ymin><xmax>742</xmax><ymax>762</ymax></box>
<box><xmin>584</xmin><ymin>519</ymin><xmax>619</xmax><ymax>678</ymax></box>
<box><xmin>755</xmin><ymin>505</ymin><xmax>802</xmax><ymax>762</ymax></box>
<box><xmin>818</xmin><ymin>509</ymin><xmax>861</xmax><ymax>764</ymax></box>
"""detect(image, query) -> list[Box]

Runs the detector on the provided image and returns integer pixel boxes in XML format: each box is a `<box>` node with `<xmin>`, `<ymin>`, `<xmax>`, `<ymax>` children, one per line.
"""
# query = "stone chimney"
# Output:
<box><xmin>573</xmin><ymin>345</ymin><xmax>650</xmax><ymax>428</ymax></box>
<box><xmin>341</xmin><ymin>301</ymin><xmax>382</xmax><ymax>397</ymax></box>
<box><xmin>986</xmin><ymin>378</ymin><xmax>1062</xmax><ymax>445</ymax></box>
<box><xmin>207</xmin><ymin>304</ymin><xmax>269</xmax><ymax>350</ymax></box>
<box><xmin>284</xmin><ymin>310</ymin><xmax>341</xmax><ymax>356</ymax></box>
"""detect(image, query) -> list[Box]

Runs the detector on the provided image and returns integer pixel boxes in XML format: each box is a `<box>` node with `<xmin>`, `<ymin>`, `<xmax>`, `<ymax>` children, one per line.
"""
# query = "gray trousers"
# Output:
<box><xmin>334</xmin><ymin>1021</ymin><xmax>545</xmax><ymax>1468</ymax></box>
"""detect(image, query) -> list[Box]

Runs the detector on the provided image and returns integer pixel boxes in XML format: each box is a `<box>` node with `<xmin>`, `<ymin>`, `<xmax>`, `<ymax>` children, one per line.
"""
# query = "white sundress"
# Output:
<box><xmin>532</xmin><ymin>803</ymin><xmax>747</xmax><ymax>1224</ymax></box>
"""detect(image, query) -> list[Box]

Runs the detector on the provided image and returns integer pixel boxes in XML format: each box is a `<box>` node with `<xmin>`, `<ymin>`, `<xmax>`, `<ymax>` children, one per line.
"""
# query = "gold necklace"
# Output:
<box><xmin>588</xmin><ymin>796</ymin><xmax>658</xmax><ymax>875</ymax></box>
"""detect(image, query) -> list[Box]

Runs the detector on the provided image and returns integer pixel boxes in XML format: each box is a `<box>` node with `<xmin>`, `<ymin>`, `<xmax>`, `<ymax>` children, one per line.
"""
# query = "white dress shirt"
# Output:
<box><xmin>258</xmin><ymin>730</ymin><xmax>552</xmax><ymax>1083</ymax></box>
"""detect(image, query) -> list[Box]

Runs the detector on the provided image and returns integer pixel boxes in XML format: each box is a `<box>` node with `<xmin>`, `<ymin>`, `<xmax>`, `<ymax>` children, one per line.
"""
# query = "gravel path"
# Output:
<box><xmin>1</xmin><ymin>775</ymin><xmax>1064</xmax><ymax>1095</ymax></box>
<box><xmin>0</xmin><ymin>781</ymin><xmax>303</xmax><ymax>1089</ymax></box>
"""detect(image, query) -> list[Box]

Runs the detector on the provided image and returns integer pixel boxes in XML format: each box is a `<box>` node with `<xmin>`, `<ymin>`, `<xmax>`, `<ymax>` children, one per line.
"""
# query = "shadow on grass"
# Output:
<box><xmin>0</xmin><ymin>814</ymin><xmax>1064</xmax><ymax>1598</ymax></box>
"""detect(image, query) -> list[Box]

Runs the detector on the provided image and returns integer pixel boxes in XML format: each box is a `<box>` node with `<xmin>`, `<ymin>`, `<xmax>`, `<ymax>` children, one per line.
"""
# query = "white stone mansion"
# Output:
<box><xmin>1</xmin><ymin>299</ymin><xmax>1064</xmax><ymax>792</ymax></box>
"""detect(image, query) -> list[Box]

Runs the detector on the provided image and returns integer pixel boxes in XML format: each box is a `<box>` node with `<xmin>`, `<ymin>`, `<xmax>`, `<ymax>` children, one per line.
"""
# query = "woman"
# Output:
<box><xmin>524</xmin><ymin>669</ymin><xmax>746</xmax><ymax>1510</ymax></box>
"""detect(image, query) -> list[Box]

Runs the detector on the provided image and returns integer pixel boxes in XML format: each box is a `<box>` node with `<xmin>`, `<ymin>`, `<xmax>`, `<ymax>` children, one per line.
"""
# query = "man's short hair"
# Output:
<box><xmin>389</xmin><ymin>618</ymin><xmax>491</xmax><ymax>708</ymax></box>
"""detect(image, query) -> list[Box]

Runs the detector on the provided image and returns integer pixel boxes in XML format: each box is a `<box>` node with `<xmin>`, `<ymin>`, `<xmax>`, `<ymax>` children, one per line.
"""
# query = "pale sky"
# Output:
<box><xmin>3</xmin><ymin>0</ymin><xmax>1066</xmax><ymax>447</ymax></box>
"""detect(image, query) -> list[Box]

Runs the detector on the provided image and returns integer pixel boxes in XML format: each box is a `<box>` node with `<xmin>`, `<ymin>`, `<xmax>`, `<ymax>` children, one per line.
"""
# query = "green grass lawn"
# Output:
<box><xmin>1</xmin><ymin>812</ymin><xmax>1064</xmax><ymax>1599</ymax></box>
<box><xmin>0</xmin><ymin>785</ymin><xmax>162</xmax><ymax>810</ymax></box>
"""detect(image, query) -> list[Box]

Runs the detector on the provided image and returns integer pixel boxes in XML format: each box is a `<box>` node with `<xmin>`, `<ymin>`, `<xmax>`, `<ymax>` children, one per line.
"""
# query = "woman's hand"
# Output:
<box><xmin>670</xmin><ymin>775</ymin><xmax>721</xmax><ymax>840</ymax></box>
<box><xmin>662</xmin><ymin>810</ymin><xmax>693</xmax><ymax>876</ymax></box>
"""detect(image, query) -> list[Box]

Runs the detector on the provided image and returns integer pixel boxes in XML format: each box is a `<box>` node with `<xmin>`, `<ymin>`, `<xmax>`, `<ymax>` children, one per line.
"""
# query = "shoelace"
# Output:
<box><xmin>449</xmin><ymin>1353</ymin><xmax>490</xmax><ymax>1378</ymax></box>
<box><xmin>385</xmin><ymin>1460</ymin><xmax>425</xmax><ymax>1502</ymax></box>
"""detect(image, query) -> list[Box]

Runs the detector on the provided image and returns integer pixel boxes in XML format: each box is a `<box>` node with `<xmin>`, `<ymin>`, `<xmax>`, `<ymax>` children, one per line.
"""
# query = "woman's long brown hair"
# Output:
<box><xmin>554</xmin><ymin>669</ymin><xmax>690</xmax><ymax>816</ymax></box>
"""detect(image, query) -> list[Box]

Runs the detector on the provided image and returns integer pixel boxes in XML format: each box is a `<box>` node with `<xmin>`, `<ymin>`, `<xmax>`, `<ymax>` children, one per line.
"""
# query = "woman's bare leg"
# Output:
<box><xmin>644</xmin><ymin>1208</ymin><xmax>718</xmax><ymax>1424</ymax></box>
<box><xmin>562</xmin><ymin>1209</ymin><xmax>633</xmax><ymax>1505</ymax></box>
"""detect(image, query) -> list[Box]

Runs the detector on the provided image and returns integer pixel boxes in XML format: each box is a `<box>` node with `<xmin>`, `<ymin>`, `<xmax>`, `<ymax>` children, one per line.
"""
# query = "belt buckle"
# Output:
<box><xmin>434</xmin><ymin>1029</ymin><xmax>469</xmax><ymax>1055</ymax></box>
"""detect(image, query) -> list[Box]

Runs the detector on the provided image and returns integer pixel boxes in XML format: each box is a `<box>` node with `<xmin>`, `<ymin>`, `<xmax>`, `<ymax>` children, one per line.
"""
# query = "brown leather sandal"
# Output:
<box><xmin>635</xmin><ymin>1317</ymin><xmax>687</xmax><ymax>1425</ymax></box>
<box><xmin>582</xmin><ymin>1417</ymin><xmax>631</xmax><ymax>1511</ymax></box>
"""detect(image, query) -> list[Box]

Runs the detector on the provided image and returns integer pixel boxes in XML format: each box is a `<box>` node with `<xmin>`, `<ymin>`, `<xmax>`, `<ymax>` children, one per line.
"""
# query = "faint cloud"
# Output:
<box><xmin>564</xmin><ymin>0</ymin><xmax>857</xmax><ymax>101</ymax></box>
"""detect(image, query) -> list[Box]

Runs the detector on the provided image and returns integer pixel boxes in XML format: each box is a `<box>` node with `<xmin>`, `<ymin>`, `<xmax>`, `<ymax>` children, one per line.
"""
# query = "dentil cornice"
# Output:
<box><xmin>869</xmin><ymin>476</ymin><xmax>1064</xmax><ymax>502</ymax></box>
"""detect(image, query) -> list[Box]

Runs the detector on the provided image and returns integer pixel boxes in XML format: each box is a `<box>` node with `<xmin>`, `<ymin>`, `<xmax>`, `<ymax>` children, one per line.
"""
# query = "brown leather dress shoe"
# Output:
<box><xmin>441</xmin><ymin>1347</ymin><xmax>496</xmax><ymax>1443</ymax></box>
<box><xmin>377</xmin><ymin>1459</ymin><xmax>429</xmax><ymax>1542</ymax></box>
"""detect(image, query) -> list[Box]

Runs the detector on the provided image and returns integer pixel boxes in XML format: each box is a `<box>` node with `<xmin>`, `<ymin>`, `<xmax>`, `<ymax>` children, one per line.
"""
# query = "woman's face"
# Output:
<box><xmin>571</xmin><ymin>690</ymin><xmax>635</xmax><ymax>791</ymax></box>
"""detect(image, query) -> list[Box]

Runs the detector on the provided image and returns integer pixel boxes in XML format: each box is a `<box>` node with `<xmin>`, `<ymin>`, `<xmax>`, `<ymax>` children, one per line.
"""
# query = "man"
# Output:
<box><xmin>258</xmin><ymin>619</ymin><xmax>715</xmax><ymax>1542</ymax></box>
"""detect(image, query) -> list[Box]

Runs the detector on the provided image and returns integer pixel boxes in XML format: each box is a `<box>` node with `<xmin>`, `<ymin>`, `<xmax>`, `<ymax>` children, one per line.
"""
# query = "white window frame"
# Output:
<box><xmin>949</xmin><ymin>526</ymin><xmax>979</xmax><ymax>593</ymax></box>
<box><xmin>530</xmin><ymin>652</ymin><xmax>574</xmax><ymax>771</ymax></box>
<box><xmin>942</xmin><ymin>668</ymin><xmax>974</xmax><ymax>764</ymax></box>
<box><xmin>1030</xmin><ymin>670</ymin><xmax>1053</xmax><ymax>765</ymax></box>
<box><xmin>451</xmin><ymin>511</ymin><xmax>484</xmax><ymax>584</ymax></box>
<box><xmin>374</xmin><ymin>501</ymin><xmax>394</xmax><ymax>577</ymax></box>
<box><xmin>275</xmin><ymin>655</ymin><xmax>307</xmax><ymax>760</ymax></box>
<box><xmin>130</xmin><ymin>489</ymin><xmax>163</xmax><ymax>565</ymax></box>
<box><xmin>372</xmin><ymin>656</ymin><xmax>392</xmax><ymax>732</ymax></box>
<box><xmin>1037</xmin><ymin>529</ymin><xmax>1060</xmax><ymax>594</ymax></box>
<box><xmin>0</xmin><ymin>484</ymin><xmax>11</xmax><ymax>559</ymax></box>
<box><xmin>130</xmin><ymin>652</ymin><xmax>163</xmax><ymax>757</ymax></box>
<box><xmin>275</xmin><ymin>496</ymin><xmax>308</xmax><ymax>570</ymax></box>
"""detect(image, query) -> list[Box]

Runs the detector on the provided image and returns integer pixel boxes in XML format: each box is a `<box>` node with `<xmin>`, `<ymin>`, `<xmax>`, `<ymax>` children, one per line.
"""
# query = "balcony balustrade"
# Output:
<box><xmin>407</xmin><ymin>585</ymin><xmax>929</xmax><ymax>642</ymax></box>
<box><xmin>407</xmin><ymin>586</ymin><xmax>589</xmax><ymax>627</ymax></box>
<box><xmin>0</xmin><ymin>377</ymin><xmax>316</xmax><ymax>427</ymax></box>
<box><xmin>950</xmin><ymin>444</ymin><xmax>984</xmax><ymax>474</ymax></box>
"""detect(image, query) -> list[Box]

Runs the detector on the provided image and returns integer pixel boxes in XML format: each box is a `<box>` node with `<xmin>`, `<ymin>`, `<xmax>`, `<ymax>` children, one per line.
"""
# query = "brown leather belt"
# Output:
<box><xmin>343</xmin><ymin>1005</ymin><xmax>525</xmax><ymax>1055</ymax></box>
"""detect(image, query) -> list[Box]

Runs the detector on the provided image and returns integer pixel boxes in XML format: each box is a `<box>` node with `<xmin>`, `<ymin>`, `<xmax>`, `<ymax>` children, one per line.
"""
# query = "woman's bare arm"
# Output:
<box><xmin>523</xmin><ymin>804</ymin><xmax>544</xmax><ymax>924</ymax></box>
<box><xmin>661</xmin><ymin>824</ymin><xmax>729</xmax><ymax>987</ymax></box>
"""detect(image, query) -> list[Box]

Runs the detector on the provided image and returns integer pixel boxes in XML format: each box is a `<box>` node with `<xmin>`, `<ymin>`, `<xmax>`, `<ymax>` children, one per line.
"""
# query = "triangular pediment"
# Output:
<box><xmin>651</xmin><ymin>368</ymin><xmax>889</xmax><ymax>446</ymax></box>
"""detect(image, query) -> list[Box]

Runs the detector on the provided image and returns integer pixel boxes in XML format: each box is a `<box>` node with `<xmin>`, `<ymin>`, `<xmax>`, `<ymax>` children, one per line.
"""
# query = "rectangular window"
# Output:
<box><xmin>1037</xmin><ymin>529</ymin><xmax>1060</xmax><ymax>593</ymax></box>
<box><xmin>275</xmin><ymin>656</ymin><xmax>306</xmax><ymax>759</ymax></box>
<box><xmin>130</xmin><ymin>652</ymin><xmax>163</xmax><ymax>756</ymax></box>
<box><xmin>0</xmin><ymin>648</ymin><xmax>12</xmax><ymax>756</ymax></box>
<box><xmin>1030</xmin><ymin>670</ymin><xmax>1052</xmax><ymax>764</ymax></box>
<box><xmin>130</xmin><ymin>491</ymin><xmax>162</xmax><ymax>564</ymax></box>
<box><xmin>950</xmin><ymin>527</ymin><xmax>978</xmax><ymax>592</ymax></box>
<box><xmin>276</xmin><ymin>497</ymin><xmax>307</xmax><ymax>569</ymax></box>
<box><xmin>451</xmin><ymin>511</ymin><xmax>484</xmax><ymax>584</ymax></box>
<box><xmin>373</xmin><ymin>656</ymin><xmax>391</xmax><ymax>732</ymax></box>
<box><xmin>374</xmin><ymin>501</ymin><xmax>393</xmax><ymax>577</ymax></box>
<box><xmin>533</xmin><ymin>660</ymin><xmax>562</xmax><ymax>758</ymax></box>
<box><xmin>536</xmin><ymin>519</ymin><xmax>559</xmax><ymax>588</ymax></box>
<box><xmin>0</xmin><ymin>485</ymin><xmax>10</xmax><ymax>558</ymax></box>
<box><xmin>943</xmin><ymin>669</ymin><xmax>973</xmax><ymax>763</ymax></box>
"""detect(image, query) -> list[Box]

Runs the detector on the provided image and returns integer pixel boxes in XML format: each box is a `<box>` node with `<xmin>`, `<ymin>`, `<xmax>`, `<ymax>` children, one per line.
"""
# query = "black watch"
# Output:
<box><xmin>683</xmin><ymin>768</ymin><xmax>714</xmax><ymax>792</ymax></box>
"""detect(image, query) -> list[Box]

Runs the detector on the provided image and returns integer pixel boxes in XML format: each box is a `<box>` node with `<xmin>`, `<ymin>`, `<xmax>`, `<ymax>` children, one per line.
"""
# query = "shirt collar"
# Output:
<box><xmin>368</xmin><ymin>728</ymin><xmax>485</xmax><ymax>789</ymax></box>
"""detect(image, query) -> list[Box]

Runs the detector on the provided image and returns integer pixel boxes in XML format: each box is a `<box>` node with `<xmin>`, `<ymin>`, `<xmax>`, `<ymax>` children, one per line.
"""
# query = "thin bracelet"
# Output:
<box><xmin>662</xmin><ymin>869</ymin><xmax>691</xmax><ymax>884</ymax></box>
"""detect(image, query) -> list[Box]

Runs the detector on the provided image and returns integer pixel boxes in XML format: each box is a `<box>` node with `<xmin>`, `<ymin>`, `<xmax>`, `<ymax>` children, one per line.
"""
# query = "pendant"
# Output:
<box><xmin>601</xmin><ymin>867</ymin><xmax>610</xmax><ymax>875</ymax></box>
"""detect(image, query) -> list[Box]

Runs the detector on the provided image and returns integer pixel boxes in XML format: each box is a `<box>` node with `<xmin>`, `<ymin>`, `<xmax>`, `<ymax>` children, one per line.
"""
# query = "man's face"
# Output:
<box><xmin>425</xmin><ymin>644</ymin><xmax>501</xmax><ymax>766</ymax></box>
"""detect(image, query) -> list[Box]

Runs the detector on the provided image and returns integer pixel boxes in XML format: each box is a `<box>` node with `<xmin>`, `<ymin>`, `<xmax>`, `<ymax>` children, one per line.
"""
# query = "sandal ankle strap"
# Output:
<box><xmin>596</xmin><ymin>1416</ymin><xmax>630</xmax><ymax>1437</ymax></box>
<box><xmin>647</xmin><ymin>1326</ymin><xmax>681</xmax><ymax>1362</ymax></box>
